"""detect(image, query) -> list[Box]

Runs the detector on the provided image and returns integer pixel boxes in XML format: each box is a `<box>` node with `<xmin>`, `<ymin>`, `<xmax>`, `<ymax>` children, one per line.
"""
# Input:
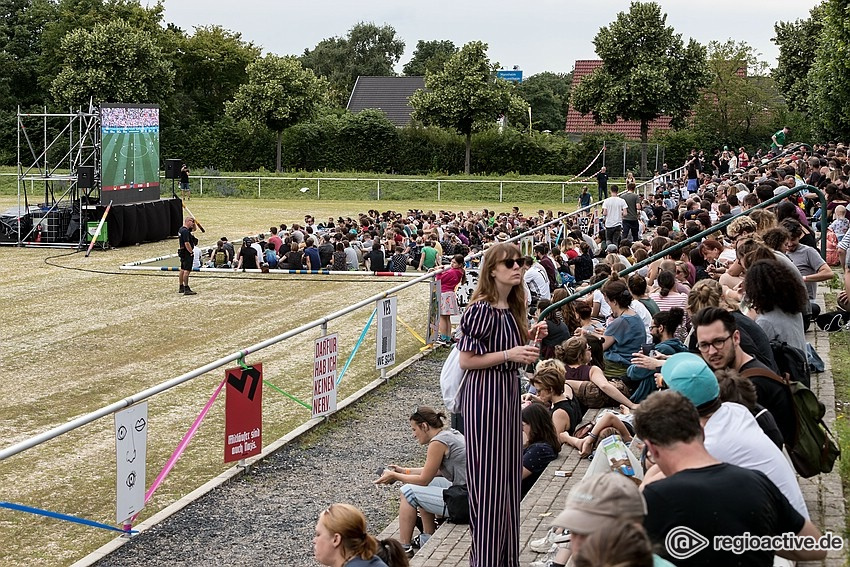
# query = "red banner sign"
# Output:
<box><xmin>224</xmin><ymin>363</ymin><xmax>263</xmax><ymax>463</ymax></box>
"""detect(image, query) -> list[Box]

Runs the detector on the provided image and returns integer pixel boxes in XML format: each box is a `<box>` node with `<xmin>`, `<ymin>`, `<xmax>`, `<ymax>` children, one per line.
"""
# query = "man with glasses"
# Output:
<box><xmin>692</xmin><ymin>307</ymin><xmax>795</xmax><ymax>446</ymax></box>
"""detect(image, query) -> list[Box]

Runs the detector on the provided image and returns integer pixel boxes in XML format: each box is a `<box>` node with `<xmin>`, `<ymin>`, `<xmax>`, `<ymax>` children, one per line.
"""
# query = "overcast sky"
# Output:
<box><xmin>161</xmin><ymin>1</ymin><xmax>821</xmax><ymax>76</ymax></box>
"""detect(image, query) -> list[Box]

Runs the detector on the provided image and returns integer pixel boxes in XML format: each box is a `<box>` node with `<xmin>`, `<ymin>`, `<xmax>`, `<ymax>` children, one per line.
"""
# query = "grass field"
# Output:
<box><xmin>0</xmin><ymin>166</ymin><xmax>623</xmax><ymax>205</ymax></box>
<box><xmin>0</xmin><ymin>195</ymin><xmax>571</xmax><ymax>566</ymax></box>
<box><xmin>101</xmin><ymin>129</ymin><xmax>159</xmax><ymax>191</ymax></box>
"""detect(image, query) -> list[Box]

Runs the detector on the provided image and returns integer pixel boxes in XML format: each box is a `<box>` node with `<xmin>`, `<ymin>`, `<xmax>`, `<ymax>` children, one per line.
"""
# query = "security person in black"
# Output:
<box><xmin>178</xmin><ymin>216</ymin><xmax>198</xmax><ymax>295</ymax></box>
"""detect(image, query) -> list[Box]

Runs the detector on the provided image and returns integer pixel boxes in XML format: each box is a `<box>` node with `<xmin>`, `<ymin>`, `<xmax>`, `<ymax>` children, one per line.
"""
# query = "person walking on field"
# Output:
<box><xmin>457</xmin><ymin>242</ymin><xmax>547</xmax><ymax>567</ymax></box>
<box><xmin>179</xmin><ymin>163</ymin><xmax>190</xmax><ymax>201</ymax></box>
<box><xmin>178</xmin><ymin>216</ymin><xmax>198</xmax><ymax>295</ymax></box>
<box><xmin>602</xmin><ymin>185</ymin><xmax>627</xmax><ymax>248</ymax></box>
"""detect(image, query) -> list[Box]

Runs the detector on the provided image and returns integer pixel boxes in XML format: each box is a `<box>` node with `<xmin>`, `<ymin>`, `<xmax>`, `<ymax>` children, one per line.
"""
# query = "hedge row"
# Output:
<box><xmin>161</xmin><ymin>110</ymin><xmax>633</xmax><ymax>177</ymax></box>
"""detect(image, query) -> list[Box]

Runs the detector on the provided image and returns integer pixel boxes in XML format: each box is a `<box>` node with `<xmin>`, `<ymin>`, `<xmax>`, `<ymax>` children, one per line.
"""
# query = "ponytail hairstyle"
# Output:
<box><xmin>656</xmin><ymin>270</ymin><xmax>676</xmax><ymax>297</ymax></box>
<box><xmin>602</xmin><ymin>274</ymin><xmax>632</xmax><ymax>308</ymax></box>
<box><xmin>409</xmin><ymin>406</ymin><xmax>446</xmax><ymax>429</ymax></box>
<box><xmin>554</xmin><ymin>335</ymin><xmax>588</xmax><ymax>366</ymax></box>
<box><xmin>320</xmin><ymin>504</ymin><xmax>378</xmax><ymax>561</ymax></box>
<box><xmin>653</xmin><ymin>307</ymin><xmax>684</xmax><ymax>337</ymax></box>
<box><xmin>376</xmin><ymin>538</ymin><xmax>410</xmax><ymax>567</ymax></box>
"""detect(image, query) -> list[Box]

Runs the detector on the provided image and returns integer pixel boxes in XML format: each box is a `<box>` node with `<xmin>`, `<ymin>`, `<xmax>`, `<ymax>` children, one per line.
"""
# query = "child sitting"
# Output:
<box><xmin>829</xmin><ymin>205</ymin><xmax>849</xmax><ymax>239</ymax></box>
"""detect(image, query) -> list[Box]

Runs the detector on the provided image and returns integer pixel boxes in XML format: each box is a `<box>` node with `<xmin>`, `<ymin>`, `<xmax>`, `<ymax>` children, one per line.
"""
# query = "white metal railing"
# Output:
<box><xmin>167</xmin><ymin>175</ymin><xmax>591</xmax><ymax>203</ymax></box>
<box><xmin>0</xmin><ymin>172</ymin><xmax>606</xmax><ymax>204</ymax></box>
<box><xmin>636</xmin><ymin>164</ymin><xmax>686</xmax><ymax>199</ymax></box>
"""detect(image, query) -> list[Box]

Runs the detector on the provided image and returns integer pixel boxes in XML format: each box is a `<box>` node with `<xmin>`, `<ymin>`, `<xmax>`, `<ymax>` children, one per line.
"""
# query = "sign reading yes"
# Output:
<box><xmin>376</xmin><ymin>297</ymin><xmax>397</xmax><ymax>369</ymax></box>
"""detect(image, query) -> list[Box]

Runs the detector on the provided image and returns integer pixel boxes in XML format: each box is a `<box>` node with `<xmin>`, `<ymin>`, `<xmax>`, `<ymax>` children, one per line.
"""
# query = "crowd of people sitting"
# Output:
<box><xmin>308</xmin><ymin>140</ymin><xmax>850</xmax><ymax>567</ymax></box>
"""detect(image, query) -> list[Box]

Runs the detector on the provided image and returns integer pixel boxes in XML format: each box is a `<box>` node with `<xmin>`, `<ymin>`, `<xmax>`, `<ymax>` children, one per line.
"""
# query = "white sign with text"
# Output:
<box><xmin>312</xmin><ymin>334</ymin><xmax>338</xmax><ymax>418</ymax></box>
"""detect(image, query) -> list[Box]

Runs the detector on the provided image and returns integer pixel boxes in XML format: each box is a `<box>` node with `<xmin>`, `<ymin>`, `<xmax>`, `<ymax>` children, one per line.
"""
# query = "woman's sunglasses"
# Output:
<box><xmin>500</xmin><ymin>257</ymin><xmax>523</xmax><ymax>269</ymax></box>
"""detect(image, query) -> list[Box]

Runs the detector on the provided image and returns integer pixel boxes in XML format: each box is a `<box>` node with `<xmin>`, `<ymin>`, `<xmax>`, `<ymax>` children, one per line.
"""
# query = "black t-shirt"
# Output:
<box><xmin>551</xmin><ymin>397</ymin><xmax>581</xmax><ymax>436</ymax></box>
<box><xmin>367</xmin><ymin>249</ymin><xmax>385</xmax><ymax>272</ymax></box>
<box><xmin>238</xmin><ymin>246</ymin><xmax>259</xmax><ymax>269</ymax></box>
<box><xmin>643</xmin><ymin>463</ymin><xmax>805</xmax><ymax>567</ymax></box>
<box><xmin>596</xmin><ymin>172</ymin><xmax>608</xmax><ymax>189</ymax></box>
<box><xmin>521</xmin><ymin>442</ymin><xmax>557</xmax><ymax>498</ymax></box>
<box><xmin>318</xmin><ymin>242</ymin><xmax>334</xmax><ymax>267</ymax></box>
<box><xmin>180</xmin><ymin>168</ymin><xmax>189</xmax><ymax>184</ymax></box>
<box><xmin>178</xmin><ymin>226</ymin><xmax>193</xmax><ymax>254</ymax></box>
<box><xmin>739</xmin><ymin>358</ymin><xmax>796</xmax><ymax>446</ymax></box>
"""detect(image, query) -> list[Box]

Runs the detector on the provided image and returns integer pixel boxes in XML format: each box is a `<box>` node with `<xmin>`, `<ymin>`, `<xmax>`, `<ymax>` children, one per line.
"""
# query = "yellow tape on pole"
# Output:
<box><xmin>397</xmin><ymin>317</ymin><xmax>427</xmax><ymax>345</ymax></box>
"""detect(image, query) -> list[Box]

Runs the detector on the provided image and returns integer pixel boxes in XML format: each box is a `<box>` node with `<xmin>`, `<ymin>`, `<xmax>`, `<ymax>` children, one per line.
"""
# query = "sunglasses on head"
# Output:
<box><xmin>500</xmin><ymin>257</ymin><xmax>523</xmax><ymax>269</ymax></box>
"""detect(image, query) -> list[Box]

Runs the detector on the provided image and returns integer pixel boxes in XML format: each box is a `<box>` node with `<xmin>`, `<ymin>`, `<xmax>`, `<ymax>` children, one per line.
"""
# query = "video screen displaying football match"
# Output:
<box><xmin>101</xmin><ymin>104</ymin><xmax>160</xmax><ymax>204</ymax></box>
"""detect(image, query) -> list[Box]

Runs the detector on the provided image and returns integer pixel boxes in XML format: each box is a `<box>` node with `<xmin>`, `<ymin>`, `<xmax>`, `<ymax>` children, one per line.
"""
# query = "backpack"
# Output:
<box><xmin>741</xmin><ymin>367</ymin><xmax>840</xmax><ymax>478</ymax></box>
<box><xmin>213</xmin><ymin>250</ymin><xmax>228</xmax><ymax>268</ymax></box>
<box><xmin>826</xmin><ymin>229</ymin><xmax>840</xmax><ymax>266</ymax></box>
<box><xmin>770</xmin><ymin>339</ymin><xmax>810</xmax><ymax>388</ymax></box>
<box><xmin>440</xmin><ymin>347</ymin><xmax>468</xmax><ymax>414</ymax></box>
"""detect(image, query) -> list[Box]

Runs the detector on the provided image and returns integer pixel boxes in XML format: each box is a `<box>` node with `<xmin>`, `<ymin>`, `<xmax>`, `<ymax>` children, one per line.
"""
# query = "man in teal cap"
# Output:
<box><xmin>656</xmin><ymin>352</ymin><xmax>807</xmax><ymax>519</ymax></box>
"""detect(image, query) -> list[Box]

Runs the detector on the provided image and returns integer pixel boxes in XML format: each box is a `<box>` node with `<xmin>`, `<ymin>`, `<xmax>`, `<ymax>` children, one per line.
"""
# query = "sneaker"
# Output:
<box><xmin>529</xmin><ymin>558</ymin><xmax>553</xmax><ymax>567</ymax></box>
<box><xmin>401</xmin><ymin>544</ymin><xmax>415</xmax><ymax>558</ymax></box>
<box><xmin>529</xmin><ymin>528</ymin><xmax>570</xmax><ymax>553</ymax></box>
<box><xmin>178</xmin><ymin>285</ymin><xmax>185</xmax><ymax>294</ymax></box>
<box><xmin>413</xmin><ymin>533</ymin><xmax>431</xmax><ymax>549</ymax></box>
<box><xmin>183</xmin><ymin>289</ymin><xmax>197</xmax><ymax>296</ymax></box>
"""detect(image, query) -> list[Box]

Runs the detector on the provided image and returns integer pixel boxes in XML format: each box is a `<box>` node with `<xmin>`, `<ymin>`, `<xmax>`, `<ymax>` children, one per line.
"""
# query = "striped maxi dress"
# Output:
<box><xmin>458</xmin><ymin>301</ymin><xmax>522</xmax><ymax>567</ymax></box>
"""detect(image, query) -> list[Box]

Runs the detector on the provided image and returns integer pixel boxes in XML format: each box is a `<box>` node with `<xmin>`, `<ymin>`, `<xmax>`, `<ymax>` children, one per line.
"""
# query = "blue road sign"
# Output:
<box><xmin>497</xmin><ymin>70</ymin><xmax>523</xmax><ymax>83</ymax></box>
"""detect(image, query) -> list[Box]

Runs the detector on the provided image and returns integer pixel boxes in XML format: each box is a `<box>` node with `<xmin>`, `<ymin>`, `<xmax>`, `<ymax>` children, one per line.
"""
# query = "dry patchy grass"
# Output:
<box><xmin>0</xmin><ymin>196</ymin><xmax>529</xmax><ymax>566</ymax></box>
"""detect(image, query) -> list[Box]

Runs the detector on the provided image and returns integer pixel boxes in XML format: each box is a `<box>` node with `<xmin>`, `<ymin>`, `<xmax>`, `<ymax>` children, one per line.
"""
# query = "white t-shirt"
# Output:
<box><xmin>592</xmin><ymin>289</ymin><xmax>612</xmax><ymax>319</ymax></box>
<box><xmin>192</xmin><ymin>247</ymin><xmax>202</xmax><ymax>269</ymax></box>
<box><xmin>602</xmin><ymin>196</ymin><xmax>628</xmax><ymax>228</ymax></box>
<box><xmin>630</xmin><ymin>300</ymin><xmax>653</xmax><ymax>342</ymax></box>
<box><xmin>524</xmin><ymin>265</ymin><xmax>551</xmax><ymax>301</ymax></box>
<box><xmin>704</xmin><ymin>402</ymin><xmax>809</xmax><ymax>519</ymax></box>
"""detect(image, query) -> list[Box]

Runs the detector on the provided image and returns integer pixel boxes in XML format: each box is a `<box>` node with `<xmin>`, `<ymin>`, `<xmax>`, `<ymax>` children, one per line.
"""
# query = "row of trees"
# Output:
<box><xmin>772</xmin><ymin>0</ymin><xmax>850</xmax><ymax>141</ymax></box>
<box><xmin>1</xmin><ymin>0</ymin><xmax>846</xmax><ymax>177</ymax></box>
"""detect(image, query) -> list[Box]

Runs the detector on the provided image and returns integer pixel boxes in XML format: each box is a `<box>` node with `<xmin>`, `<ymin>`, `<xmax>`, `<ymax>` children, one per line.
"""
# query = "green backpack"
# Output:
<box><xmin>742</xmin><ymin>368</ymin><xmax>840</xmax><ymax>478</ymax></box>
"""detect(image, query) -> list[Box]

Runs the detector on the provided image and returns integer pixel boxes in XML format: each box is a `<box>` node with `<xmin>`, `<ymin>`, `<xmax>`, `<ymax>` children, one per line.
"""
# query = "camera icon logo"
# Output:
<box><xmin>665</xmin><ymin>526</ymin><xmax>710</xmax><ymax>560</ymax></box>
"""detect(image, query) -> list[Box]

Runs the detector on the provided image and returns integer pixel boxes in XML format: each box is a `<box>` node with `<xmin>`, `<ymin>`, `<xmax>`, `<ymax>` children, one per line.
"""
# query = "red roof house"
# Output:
<box><xmin>564</xmin><ymin>60</ymin><xmax>672</xmax><ymax>139</ymax></box>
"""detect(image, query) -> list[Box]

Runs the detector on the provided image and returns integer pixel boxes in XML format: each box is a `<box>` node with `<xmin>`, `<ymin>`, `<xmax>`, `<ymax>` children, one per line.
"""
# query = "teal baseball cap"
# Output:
<box><xmin>661</xmin><ymin>353</ymin><xmax>719</xmax><ymax>407</ymax></box>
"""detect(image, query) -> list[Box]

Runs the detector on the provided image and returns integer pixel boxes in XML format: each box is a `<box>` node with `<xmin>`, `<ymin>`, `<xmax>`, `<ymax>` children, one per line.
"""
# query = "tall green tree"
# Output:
<box><xmin>173</xmin><ymin>25</ymin><xmax>260</xmax><ymax>124</ymax></box>
<box><xmin>301</xmin><ymin>21</ymin><xmax>404</xmax><ymax>106</ymax></box>
<box><xmin>772</xmin><ymin>5</ymin><xmax>823</xmax><ymax>113</ymax></box>
<box><xmin>409</xmin><ymin>41</ymin><xmax>527</xmax><ymax>174</ymax></box>
<box><xmin>571</xmin><ymin>1</ymin><xmax>708</xmax><ymax>176</ymax></box>
<box><xmin>693</xmin><ymin>40</ymin><xmax>782</xmax><ymax>144</ymax></box>
<box><xmin>50</xmin><ymin>19</ymin><xmax>175</xmax><ymax>108</ymax></box>
<box><xmin>807</xmin><ymin>0</ymin><xmax>850</xmax><ymax>139</ymax></box>
<box><xmin>0</xmin><ymin>0</ymin><xmax>56</xmax><ymax>162</ymax></box>
<box><xmin>402</xmin><ymin>40</ymin><xmax>457</xmax><ymax>76</ymax></box>
<box><xmin>516</xmin><ymin>72</ymin><xmax>572</xmax><ymax>132</ymax></box>
<box><xmin>40</xmin><ymin>0</ymin><xmax>165</xmax><ymax>93</ymax></box>
<box><xmin>226</xmin><ymin>54</ymin><xmax>327</xmax><ymax>172</ymax></box>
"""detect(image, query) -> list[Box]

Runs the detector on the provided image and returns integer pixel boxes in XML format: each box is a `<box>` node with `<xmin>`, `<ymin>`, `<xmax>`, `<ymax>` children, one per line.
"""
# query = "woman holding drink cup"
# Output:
<box><xmin>457</xmin><ymin>242</ymin><xmax>547</xmax><ymax>567</ymax></box>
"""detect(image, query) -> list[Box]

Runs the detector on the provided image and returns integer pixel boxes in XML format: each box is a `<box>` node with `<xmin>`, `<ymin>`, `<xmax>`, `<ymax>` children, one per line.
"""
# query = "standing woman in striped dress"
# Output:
<box><xmin>458</xmin><ymin>242</ymin><xmax>546</xmax><ymax>566</ymax></box>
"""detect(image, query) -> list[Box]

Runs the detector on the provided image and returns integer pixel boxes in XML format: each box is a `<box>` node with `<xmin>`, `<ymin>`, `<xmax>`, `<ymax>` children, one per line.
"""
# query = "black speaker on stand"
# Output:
<box><xmin>165</xmin><ymin>159</ymin><xmax>181</xmax><ymax>199</ymax></box>
<box><xmin>77</xmin><ymin>166</ymin><xmax>95</xmax><ymax>188</ymax></box>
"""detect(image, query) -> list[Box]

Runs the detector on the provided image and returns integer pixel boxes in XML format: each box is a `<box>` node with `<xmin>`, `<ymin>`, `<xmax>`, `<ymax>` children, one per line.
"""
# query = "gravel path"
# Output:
<box><xmin>94</xmin><ymin>354</ymin><xmax>445</xmax><ymax>567</ymax></box>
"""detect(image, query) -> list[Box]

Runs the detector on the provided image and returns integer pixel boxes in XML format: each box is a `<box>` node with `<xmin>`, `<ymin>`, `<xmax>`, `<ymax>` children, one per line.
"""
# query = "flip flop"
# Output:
<box><xmin>816</xmin><ymin>310</ymin><xmax>850</xmax><ymax>332</ymax></box>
